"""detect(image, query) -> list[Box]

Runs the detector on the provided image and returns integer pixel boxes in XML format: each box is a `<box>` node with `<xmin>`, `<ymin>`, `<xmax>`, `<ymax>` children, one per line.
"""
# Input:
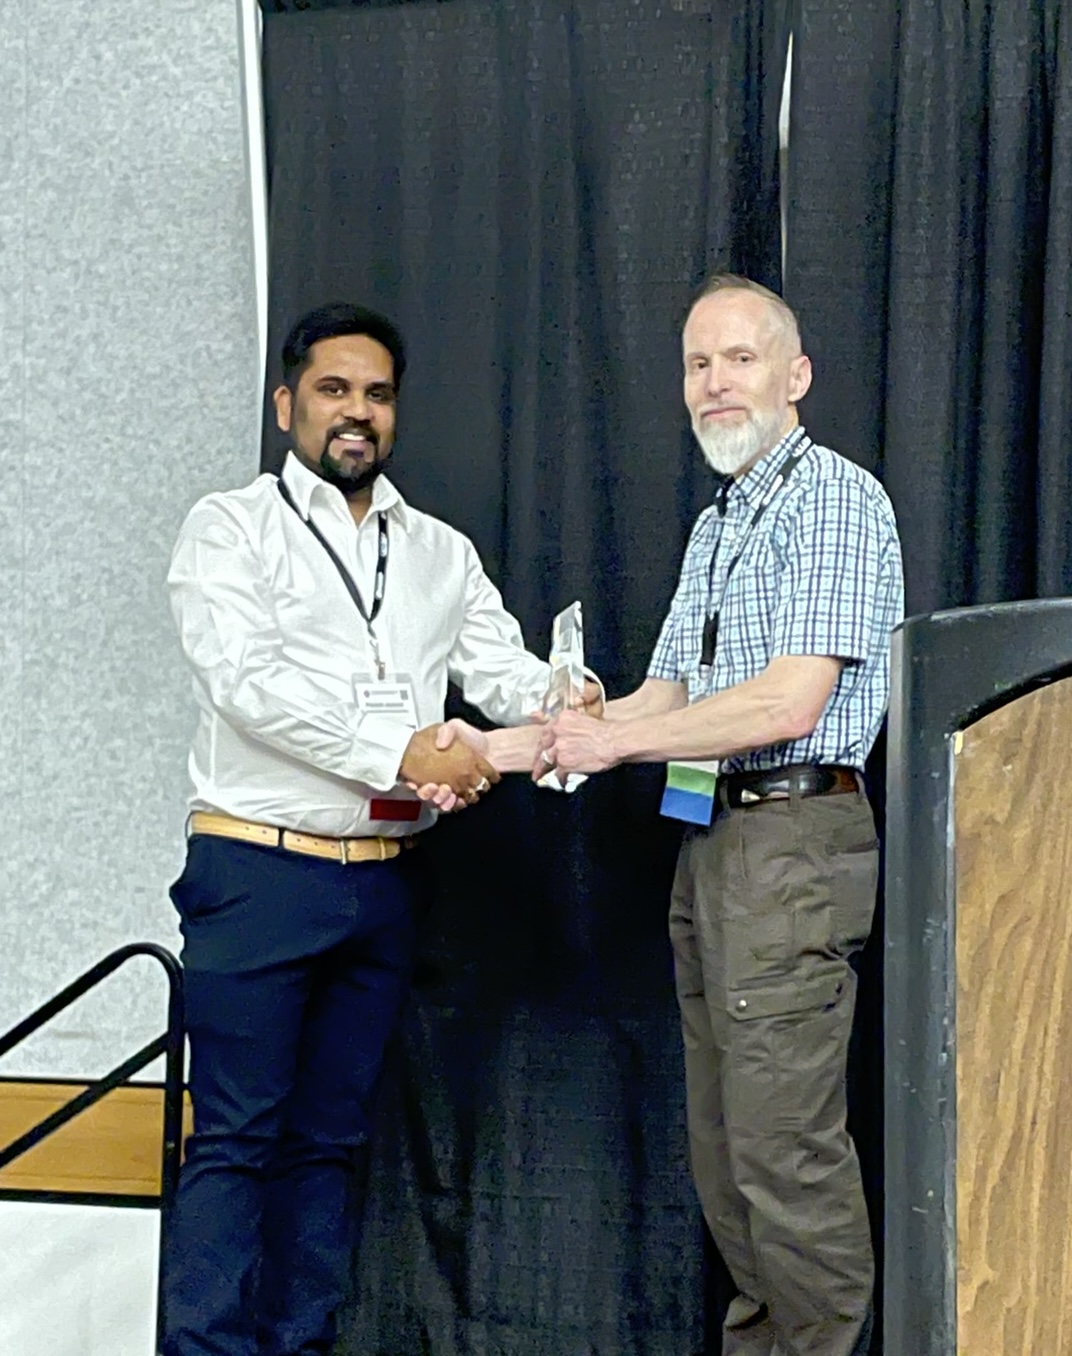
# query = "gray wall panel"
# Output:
<box><xmin>0</xmin><ymin>2</ymin><xmax>31</xmax><ymax>1067</ymax></box>
<box><xmin>0</xmin><ymin>1</ymin><xmax>27</xmax><ymax>203</ymax></box>
<box><xmin>0</xmin><ymin>0</ymin><xmax>259</xmax><ymax>1075</ymax></box>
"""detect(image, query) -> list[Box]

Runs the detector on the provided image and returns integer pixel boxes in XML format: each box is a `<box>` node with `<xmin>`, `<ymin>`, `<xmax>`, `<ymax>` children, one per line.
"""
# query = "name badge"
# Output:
<box><xmin>660</xmin><ymin>759</ymin><xmax>720</xmax><ymax>826</ymax></box>
<box><xmin>354</xmin><ymin>676</ymin><xmax>418</xmax><ymax>729</ymax></box>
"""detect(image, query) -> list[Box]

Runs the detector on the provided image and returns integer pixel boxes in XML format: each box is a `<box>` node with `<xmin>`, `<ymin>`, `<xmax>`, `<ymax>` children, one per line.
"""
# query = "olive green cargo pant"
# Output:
<box><xmin>670</xmin><ymin>790</ymin><xmax>878</xmax><ymax>1356</ymax></box>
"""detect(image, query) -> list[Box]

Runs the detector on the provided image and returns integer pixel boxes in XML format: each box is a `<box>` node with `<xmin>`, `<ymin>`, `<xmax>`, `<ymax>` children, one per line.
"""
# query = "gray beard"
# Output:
<box><xmin>694</xmin><ymin>410</ymin><xmax>785</xmax><ymax>477</ymax></box>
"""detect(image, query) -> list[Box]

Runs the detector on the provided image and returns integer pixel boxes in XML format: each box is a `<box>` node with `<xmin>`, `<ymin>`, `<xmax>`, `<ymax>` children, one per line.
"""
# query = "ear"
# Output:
<box><xmin>788</xmin><ymin>354</ymin><xmax>812</xmax><ymax>404</ymax></box>
<box><xmin>273</xmin><ymin>384</ymin><xmax>293</xmax><ymax>433</ymax></box>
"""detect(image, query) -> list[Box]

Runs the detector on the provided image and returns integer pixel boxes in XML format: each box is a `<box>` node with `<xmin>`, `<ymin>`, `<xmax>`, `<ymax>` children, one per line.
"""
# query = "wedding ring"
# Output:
<box><xmin>540</xmin><ymin>748</ymin><xmax>555</xmax><ymax>767</ymax></box>
<box><xmin>475</xmin><ymin>776</ymin><xmax>490</xmax><ymax>794</ymax></box>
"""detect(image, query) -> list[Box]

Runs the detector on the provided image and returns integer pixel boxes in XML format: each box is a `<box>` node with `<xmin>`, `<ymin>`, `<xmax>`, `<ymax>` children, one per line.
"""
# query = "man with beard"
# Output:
<box><xmin>443</xmin><ymin>275</ymin><xmax>903</xmax><ymax>1356</ymax></box>
<box><xmin>163</xmin><ymin>302</ymin><xmax>575</xmax><ymax>1355</ymax></box>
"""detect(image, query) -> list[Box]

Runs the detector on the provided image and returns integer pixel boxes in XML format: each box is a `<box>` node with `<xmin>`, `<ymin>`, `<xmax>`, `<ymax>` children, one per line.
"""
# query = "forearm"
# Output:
<box><xmin>449</xmin><ymin>551</ymin><xmax>552</xmax><ymax>725</ymax></box>
<box><xmin>604</xmin><ymin>677</ymin><xmax>688</xmax><ymax>723</ymax></box>
<box><xmin>178</xmin><ymin>617</ymin><xmax>410</xmax><ymax>790</ymax></box>
<box><xmin>608</xmin><ymin>668</ymin><xmax>823</xmax><ymax>764</ymax></box>
<box><xmin>190</xmin><ymin>665</ymin><xmax>410</xmax><ymax>790</ymax></box>
<box><xmin>485</xmin><ymin>723</ymin><xmax>543</xmax><ymax>772</ymax></box>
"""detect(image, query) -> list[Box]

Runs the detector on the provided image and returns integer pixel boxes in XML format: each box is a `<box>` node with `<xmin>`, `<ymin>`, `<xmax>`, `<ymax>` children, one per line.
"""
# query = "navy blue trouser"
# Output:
<box><xmin>162</xmin><ymin>834</ymin><xmax>420</xmax><ymax>1356</ymax></box>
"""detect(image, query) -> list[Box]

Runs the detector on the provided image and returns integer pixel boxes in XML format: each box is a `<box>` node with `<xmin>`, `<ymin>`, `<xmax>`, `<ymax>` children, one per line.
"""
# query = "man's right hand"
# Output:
<box><xmin>399</xmin><ymin>724</ymin><xmax>500</xmax><ymax>804</ymax></box>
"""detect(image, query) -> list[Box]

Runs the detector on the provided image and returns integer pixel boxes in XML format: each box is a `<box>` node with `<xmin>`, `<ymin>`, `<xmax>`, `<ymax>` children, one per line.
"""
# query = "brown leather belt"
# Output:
<box><xmin>718</xmin><ymin>764</ymin><xmax>863</xmax><ymax>809</ymax></box>
<box><xmin>188</xmin><ymin>811</ymin><xmax>414</xmax><ymax>864</ymax></box>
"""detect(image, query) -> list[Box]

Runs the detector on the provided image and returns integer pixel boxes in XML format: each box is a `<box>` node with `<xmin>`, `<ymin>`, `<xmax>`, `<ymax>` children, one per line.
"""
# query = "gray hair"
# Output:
<box><xmin>686</xmin><ymin>273</ymin><xmax>802</xmax><ymax>354</ymax></box>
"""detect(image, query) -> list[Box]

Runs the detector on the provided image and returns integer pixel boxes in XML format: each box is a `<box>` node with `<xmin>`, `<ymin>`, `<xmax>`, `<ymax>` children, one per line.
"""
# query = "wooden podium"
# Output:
<box><xmin>885</xmin><ymin>600</ymin><xmax>1072</xmax><ymax>1355</ymax></box>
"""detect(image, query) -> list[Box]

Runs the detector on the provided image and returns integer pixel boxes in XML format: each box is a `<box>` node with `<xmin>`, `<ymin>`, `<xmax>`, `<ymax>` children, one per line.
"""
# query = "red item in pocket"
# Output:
<box><xmin>369</xmin><ymin>798</ymin><xmax>422</xmax><ymax>822</ymax></box>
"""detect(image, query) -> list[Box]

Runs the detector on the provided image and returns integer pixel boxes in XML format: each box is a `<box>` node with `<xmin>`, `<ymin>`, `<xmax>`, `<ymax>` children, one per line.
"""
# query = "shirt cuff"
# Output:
<box><xmin>646</xmin><ymin>656</ymin><xmax>681</xmax><ymax>682</ymax></box>
<box><xmin>354</xmin><ymin>716</ymin><xmax>415</xmax><ymax>793</ymax></box>
<box><xmin>536</xmin><ymin>769</ymin><xmax>588</xmax><ymax>794</ymax></box>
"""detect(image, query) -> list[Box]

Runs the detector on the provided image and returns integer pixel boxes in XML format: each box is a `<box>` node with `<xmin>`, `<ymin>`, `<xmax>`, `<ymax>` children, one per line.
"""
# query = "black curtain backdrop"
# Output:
<box><xmin>785</xmin><ymin>0</ymin><xmax>1072</xmax><ymax>615</ymax></box>
<box><xmin>781</xmin><ymin>5</ymin><xmax>1072</xmax><ymax>1352</ymax></box>
<box><xmin>259</xmin><ymin>2</ymin><xmax>790</xmax><ymax>1353</ymax></box>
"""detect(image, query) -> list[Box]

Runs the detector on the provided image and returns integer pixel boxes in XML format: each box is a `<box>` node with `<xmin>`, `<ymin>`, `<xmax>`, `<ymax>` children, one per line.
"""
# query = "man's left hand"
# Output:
<box><xmin>577</xmin><ymin>678</ymin><xmax>604</xmax><ymax>719</ymax></box>
<box><xmin>540</xmin><ymin>709</ymin><xmax>619</xmax><ymax>776</ymax></box>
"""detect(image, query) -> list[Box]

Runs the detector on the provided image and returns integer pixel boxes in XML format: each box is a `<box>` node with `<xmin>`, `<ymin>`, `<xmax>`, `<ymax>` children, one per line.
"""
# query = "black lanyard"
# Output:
<box><xmin>700</xmin><ymin>436</ymin><xmax>811</xmax><ymax>668</ymax></box>
<box><xmin>276</xmin><ymin>476</ymin><xmax>390</xmax><ymax>676</ymax></box>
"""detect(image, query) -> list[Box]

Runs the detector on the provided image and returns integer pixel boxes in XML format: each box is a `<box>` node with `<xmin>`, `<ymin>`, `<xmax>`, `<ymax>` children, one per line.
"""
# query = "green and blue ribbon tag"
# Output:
<box><xmin>660</xmin><ymin>759</ymin><xmax>719</xmax><ymax>826</ymax></box>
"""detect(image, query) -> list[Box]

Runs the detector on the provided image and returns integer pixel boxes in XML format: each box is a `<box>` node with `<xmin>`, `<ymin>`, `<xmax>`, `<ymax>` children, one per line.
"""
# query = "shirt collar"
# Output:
<box><xmin>280</xmin><ymin>450</ymin><xmax>407</xmax><ymax>524</ymax></box>
<box><xmin>728</xmin><ymin>425</ymin><xmax>810</xmax><ymax>512</ymax></box>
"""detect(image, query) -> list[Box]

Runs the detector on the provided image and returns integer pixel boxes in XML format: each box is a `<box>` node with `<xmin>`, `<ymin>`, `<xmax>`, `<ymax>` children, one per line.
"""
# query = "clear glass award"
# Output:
<box><xmin>543</xmin><ymin>601</ymin><xmax>584</xmax><ymax>717</ymax></box>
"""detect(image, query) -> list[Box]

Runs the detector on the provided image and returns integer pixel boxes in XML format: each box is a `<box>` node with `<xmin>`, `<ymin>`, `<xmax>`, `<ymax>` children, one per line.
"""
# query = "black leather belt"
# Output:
<box><xmin>718</xmin><ymin>763</ymin><xmax>863</xmax><ymax>809</ymax></box>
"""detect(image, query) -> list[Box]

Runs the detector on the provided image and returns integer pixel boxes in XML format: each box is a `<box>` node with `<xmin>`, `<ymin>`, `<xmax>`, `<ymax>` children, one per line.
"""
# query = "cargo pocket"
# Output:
<box><xmin>725</xmin><ymin>968</ymin><xmax>855</xmax><ymax>1131</ymax></box>
<box><xmin>727</xmin><ymin>969</ymin><xmax>847</xmax><ymax>1023</ymax></box>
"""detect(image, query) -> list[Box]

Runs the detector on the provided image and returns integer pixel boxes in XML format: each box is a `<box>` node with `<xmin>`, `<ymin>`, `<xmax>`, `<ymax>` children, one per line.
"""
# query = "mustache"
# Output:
<box><xmin>323</xmin><ymin>420</ymin><xmax>379</xmax><ymax>451</ymax></box>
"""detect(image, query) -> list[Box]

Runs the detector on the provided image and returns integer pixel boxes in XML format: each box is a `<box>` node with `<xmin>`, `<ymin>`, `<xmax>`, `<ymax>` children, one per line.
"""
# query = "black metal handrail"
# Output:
<box><xmin>0</xmin><ymin>942</ymin><xmax>184</xmax><ymax>1347</ymax></box>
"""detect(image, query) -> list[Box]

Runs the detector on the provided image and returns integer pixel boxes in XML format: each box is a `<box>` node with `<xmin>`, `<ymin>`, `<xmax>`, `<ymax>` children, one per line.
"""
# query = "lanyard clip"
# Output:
<box><xmin>369</xmin><ymin>630</ymin><xmax>385</xmax><ymax>681</ymax></box>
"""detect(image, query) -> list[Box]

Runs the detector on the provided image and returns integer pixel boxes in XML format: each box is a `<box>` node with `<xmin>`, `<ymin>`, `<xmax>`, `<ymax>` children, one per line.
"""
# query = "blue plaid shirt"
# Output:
<box><xmin>648</xmin><ymin>427</ymin><xmax>904</xmax><ymax>772</ymax></box>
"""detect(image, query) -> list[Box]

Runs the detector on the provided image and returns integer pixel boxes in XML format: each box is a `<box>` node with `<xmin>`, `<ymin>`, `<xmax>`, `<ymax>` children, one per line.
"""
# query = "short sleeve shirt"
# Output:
<box><xmin>648</xmin><ymin>427</ymin><xmax>904</xmax><ymax>772</ymax></box>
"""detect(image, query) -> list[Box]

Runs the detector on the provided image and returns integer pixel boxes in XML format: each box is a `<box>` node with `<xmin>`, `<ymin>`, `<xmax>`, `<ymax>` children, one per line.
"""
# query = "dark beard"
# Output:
<box><xmin>318</xmin><ymin>433</ymin><xmax>393</xmax><ymax>497</ymax></box>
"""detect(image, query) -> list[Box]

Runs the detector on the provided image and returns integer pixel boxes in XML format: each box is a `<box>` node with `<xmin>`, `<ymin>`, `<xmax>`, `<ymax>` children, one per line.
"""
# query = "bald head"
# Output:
<box><xmin>687</xmin><ymin>274</ymin><xmax>802</xmax><ymax>359</ymax></box>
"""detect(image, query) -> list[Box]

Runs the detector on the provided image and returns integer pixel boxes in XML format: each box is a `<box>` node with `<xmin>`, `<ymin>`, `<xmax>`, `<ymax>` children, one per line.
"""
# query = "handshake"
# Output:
<box><xmin>398</xmin><ymin>680</ymin><xmax>605</xmax><ymax>814</ymax></box>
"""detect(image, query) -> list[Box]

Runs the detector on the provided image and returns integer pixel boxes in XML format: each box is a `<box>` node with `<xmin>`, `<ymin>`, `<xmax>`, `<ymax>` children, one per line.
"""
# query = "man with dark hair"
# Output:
<box><xmin>280</xmin><ymin>301</ymin><xmax>408</xmax><ymax>394</ymax></box>
<box><xmin>163</xmin><ymin>302</ymin><xmax>572</xmax><ymax>1355</ymax></box>
<box><xmin>443</xmin><ymin>275</ymin><xmax>903</xmax><ymax>1356</ymax></box>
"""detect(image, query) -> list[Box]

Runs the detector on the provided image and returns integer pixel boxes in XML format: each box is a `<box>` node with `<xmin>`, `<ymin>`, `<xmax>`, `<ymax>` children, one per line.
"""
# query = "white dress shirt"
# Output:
<box><xmin>168</xmin><ymin>452</ymin><xmax>552</xmax><ymax>837</ymax></box>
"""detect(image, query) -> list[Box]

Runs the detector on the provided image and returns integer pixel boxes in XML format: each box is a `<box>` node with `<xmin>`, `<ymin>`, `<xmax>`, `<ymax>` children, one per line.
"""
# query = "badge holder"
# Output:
<box><xmin>354</xmin><ymin>673</ymin><xmax>418</xmax><ymax>726</ymax></box>
<box><xmin>660</xmin><ymin>758</ymin><xmax>720</xmax><ymax>826</ymax></box>
<box><xmin>354</xmin><ymin>672</ymin><xmax>422</xmax><ymax>821</ymax></box>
